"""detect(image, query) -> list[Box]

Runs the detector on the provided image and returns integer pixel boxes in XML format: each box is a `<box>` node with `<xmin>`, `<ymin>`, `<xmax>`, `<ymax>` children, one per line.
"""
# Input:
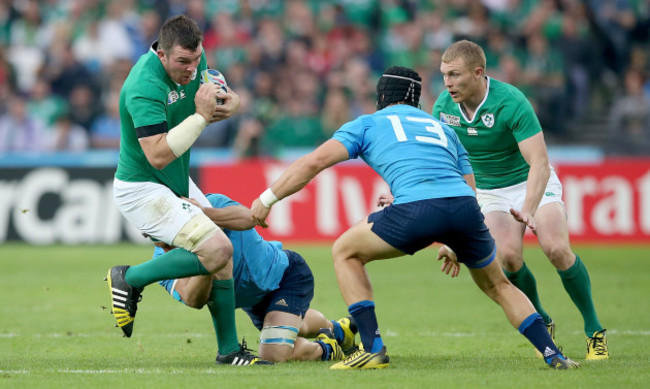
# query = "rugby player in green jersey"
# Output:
<box><xmin>433</xmin><ymin>40</ymin><xmax>608</xmax><ymax>361</ymax></box>
<box><xmin>106</xmin><ymin>15</ymin><xmax>270</xmax><ymax>365</ymax></box>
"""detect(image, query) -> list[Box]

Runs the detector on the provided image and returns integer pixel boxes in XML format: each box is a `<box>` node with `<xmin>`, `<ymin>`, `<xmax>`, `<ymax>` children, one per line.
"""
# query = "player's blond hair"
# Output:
<box><xmin>441</xmin><ymin>40</ymin><xmax>486</xmax><ymax>71</ymax></box>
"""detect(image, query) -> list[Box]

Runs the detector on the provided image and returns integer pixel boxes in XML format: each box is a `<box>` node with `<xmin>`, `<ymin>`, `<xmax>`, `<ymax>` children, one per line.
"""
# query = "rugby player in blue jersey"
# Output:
<box><xmin>250</xmin><ymin>66</ymin><xmax>579</xmax><ymax>370</ymax></box>
<box><xmin>154</xmin><ymin>193</ymin><xmax>358</xmax><ymax>363</ymax></box>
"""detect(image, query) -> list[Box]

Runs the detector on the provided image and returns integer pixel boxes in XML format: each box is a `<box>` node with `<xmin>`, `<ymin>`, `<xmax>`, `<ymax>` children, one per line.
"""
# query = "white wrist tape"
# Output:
<box><xmin>165</xmin><ymin>113</ymin><xmax>207</xmax><ymax>157</ymax></box>
<box><xmin>259</xmin><ymin>188</ymin><xmax>278</xmax><ymax>208</ymax></box>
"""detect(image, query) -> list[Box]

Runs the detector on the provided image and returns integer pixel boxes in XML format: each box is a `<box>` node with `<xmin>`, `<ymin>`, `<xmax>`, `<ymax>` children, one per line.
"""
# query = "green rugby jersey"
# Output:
<box><xmin>432</xmin><ymin>77</ymin><xmax>542</xmax><ymax>189</ymax></box>
<box><xmin>115</xmin><ymin>42</ymin><xmax>207</xmax><ymax>197</ymax></box>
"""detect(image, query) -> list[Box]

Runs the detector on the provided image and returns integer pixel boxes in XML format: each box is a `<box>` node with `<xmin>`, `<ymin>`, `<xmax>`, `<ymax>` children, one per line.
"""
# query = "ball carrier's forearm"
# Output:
<box><xmin>166</xmin><ymin>113</ymin><xmax>208</xmax><ymax>157</ymax></box>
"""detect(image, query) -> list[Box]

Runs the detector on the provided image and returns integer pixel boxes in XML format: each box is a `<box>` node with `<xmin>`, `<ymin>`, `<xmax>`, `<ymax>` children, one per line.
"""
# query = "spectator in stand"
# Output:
<box><xmin>46</xmin><ymin>112</ymin><xmax>89</xmax><ymax>152</ymax></box>
<box><xmin>89</xmin><ymin>89</ymin><xmax>121</xmax><ymax>149</ymax></box>
<box><xmin>0</xmin><ymin>0</ymin><xmax>647</xmax><ymax>155</ymax></box>
<box><xmin>67</xmin><ymin>84</ymin><xmax>100</xmax><ymax>132</ymax></box>
<box><xmin>6</xmin><ymin>0</ymin><xmax>49</xmax><ymax>92</ymax></box>
<box><xmin>521</xmin><ymin>33</ymin><xmax>567</xmax><ymax>134</ymax></box>
<box><xmin>608</xmin><ymin>68</ymin><xmax>650</xmax><ymax>154</ymax></box>
<box><xmin>26</xmin><ymin>77</ymin><xmax>67</xmax><ymax>127</ymax></box>
<box><xmin>0</xmin><ymin>94</ymin><xmax>49</xmax><ymax>152</ymax></box>
<box><xmin>321</xmin><ymin>88</ymin><xmax>351</xmax><ymax>136</ymax></box>
<box><xmin>42</xmin><ymin>40</ymin><xmax>96</xmax><ymax>99</ymax></box>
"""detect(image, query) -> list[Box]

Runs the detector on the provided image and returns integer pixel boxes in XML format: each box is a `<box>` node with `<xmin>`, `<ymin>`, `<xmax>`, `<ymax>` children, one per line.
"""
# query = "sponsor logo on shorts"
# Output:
<box><xmin>182</xmin><ymin>203</ymin><xmax>191</xmax><ymax>212</ymax></box>
<box><xmin>274</xmin><ymin>299</ymin><xmax>288</xmax><ymax>307</ymax></box>
<box><xmin>440</xmin><ymin>113</ymin><xmax>461</xmax><ymax>127</ymax></box>
<box><xmin>545</xmin><ymin>191</ymin><xmax>556</xmax><ymax>197</ymax></box>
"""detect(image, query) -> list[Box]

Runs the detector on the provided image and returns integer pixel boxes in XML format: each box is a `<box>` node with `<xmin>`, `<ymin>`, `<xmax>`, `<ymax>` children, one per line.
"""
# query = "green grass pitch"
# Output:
<box><xmin>1</xmin><ymin>243</ymin><xmax>649</xmax><ymax>388</ymax></box>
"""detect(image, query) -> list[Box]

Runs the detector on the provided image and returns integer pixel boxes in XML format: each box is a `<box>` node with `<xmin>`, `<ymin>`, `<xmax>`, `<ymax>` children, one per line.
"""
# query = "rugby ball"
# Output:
<box><xmin>200</xmin><ymin>69</ymin><xmax>228</xmax><ymax>104</ymax></box>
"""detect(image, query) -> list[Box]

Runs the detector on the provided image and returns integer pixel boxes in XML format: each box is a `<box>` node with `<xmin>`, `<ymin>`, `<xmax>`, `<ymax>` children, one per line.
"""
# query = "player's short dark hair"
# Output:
<box><xmin>158</xmin><ymin>15</ymin><xmax>203</xmax><ymax>53</ymax></box>
<box><xmin>376</xmin><ymin>66</ymin><xmax>422</xmax><ymax>110</ymax></box>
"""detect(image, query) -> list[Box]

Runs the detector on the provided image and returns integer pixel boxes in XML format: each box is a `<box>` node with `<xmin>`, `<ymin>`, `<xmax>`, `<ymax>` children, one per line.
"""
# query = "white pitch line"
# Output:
<box><xmin>0</xmin><ymin>369</ymin><xmax>224</xmax><ymax>375</ymax></box>
<box><xmin>2</xmin><ymin>330</ymin><xmax>649</xmax><ymax>339</ymax></box>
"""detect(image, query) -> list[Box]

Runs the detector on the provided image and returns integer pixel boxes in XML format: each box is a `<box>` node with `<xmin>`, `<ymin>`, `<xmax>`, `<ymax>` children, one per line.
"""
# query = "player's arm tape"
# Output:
<box><xmin>259</xmin><ymin>188</ymin><xmax>279</xmax><ymax>208</ymax></box>
<box><xmin>165</xmin><ymin>113</ymin><xmax>207</xmax><ymax>157</ymax></box>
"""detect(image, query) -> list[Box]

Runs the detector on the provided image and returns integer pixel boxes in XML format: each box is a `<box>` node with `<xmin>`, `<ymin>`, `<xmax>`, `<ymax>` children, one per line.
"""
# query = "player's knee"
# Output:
<box><xmin>259</xmin><ymin>325</ymin><xmax>298</xmax><ymax>362</ymax></box>
<box><xmin>181</xmin><ymin>284</ymin><xmax>210</xmax><ymax>308</ymax></box>
<box><xmin>543</xmin><ymin>245</ymin><xmax>573</xmax><ymax>268</ymax></box>
<box><xmin>183</xmin><ymin>296</ymin><xmax>207</xmax><ymax>309</ymax></box>
<box><xmin>332</xmin><ymin>237</ymin><xmax>355</xmax><ymax>264</ymax></box>
<box><xmin>259</xmin><ymin>346</ymin><xmax>292</xmax><ymax>362</ymax></box>
<box><xmin>195</xmin><ymin>233</ymin><xmax>233</xmax><ymax>273</ymax></box>
<box><xmin>498</xmin><ymin>249</ymin><xmax>523</xmax><ymax>270</ymax></box>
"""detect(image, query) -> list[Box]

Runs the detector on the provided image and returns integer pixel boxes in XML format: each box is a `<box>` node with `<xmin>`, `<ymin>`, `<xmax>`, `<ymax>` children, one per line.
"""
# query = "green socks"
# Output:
<box><xmin>125</xmin><ymin>248</ymin><xmax>210</xmax><ymax>289</ymax></box>
<box><xmin>504</xmin><ymin>262</ymin><xmax>552</xmax><ymax>325</ymax></box>
<box><xmin>558</xmin><ymin>255</ymin><xmax>603</xmax><ymax>336</ymax></box>
<box><xmin>207</xmin><ymin>279</ymin><xmax>240</xmax><ymax>355</ymax></box>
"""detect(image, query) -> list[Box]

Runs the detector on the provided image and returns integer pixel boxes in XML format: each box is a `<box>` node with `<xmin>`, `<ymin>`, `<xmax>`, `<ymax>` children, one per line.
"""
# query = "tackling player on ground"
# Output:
<box><xmin>433</xmin><ymin>40</ymin><xmax>608</xmax><ymax>361</ymax></box>
<box><xmin>107</xmin><ymin>15</ymin><xmax>269</xmax><ymax>365</ymax></box>
<box><xmin>250</xmin><ymin>66</ymin><xmax>579</xmax><ymax>370</ymax></box>
<box><xmin>154</xmin><ymin>193</ymin><xmax>359</xmax><ymax>363</ymax></box>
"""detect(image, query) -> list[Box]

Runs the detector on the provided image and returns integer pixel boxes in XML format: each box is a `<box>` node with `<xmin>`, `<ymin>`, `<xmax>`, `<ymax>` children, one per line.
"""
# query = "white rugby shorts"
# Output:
<box><xmin>113</xmin><ymin>177</ymin><xmax>212</xmax><ymax>244</ymax></box>
<box><xmin>477</xmin><ymin>166</ymin><xmax>563</xmax><ymax>214</ymax></box>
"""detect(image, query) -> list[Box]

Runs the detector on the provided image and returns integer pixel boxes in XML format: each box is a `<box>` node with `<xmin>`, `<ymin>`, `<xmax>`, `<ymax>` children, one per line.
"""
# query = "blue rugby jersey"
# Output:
<box><xmin>154</xmin><ymin>193</ymin><xmax>289</xmax><ymax>308</ymax></box>
<box><xmin>332</xmin><ymin>104</ymin><xmax>475</xmax><ymax>204</ymax></box>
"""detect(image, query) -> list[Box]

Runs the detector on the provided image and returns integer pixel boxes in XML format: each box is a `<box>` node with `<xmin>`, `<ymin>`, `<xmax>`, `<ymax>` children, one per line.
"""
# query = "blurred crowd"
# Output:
<box><xmin>0</xmin><ymin>0</ymin><xmax>649</xmax><ymax>157</ymax></box>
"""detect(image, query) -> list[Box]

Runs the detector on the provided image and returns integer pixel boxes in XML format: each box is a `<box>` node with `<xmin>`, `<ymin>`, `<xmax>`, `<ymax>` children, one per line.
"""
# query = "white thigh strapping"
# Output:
<box><xmin>477</xmin><ymin>166</ymin><xmax>564</xmax><ymax>214</ymax></box>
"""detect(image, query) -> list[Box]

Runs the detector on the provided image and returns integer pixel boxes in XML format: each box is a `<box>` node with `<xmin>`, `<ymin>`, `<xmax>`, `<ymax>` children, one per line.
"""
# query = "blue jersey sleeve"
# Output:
<box><xmin>206</xmin><ymin>193</ymin><xmax>240</xmax><ymax>209</ymax></box>
<box><xmin>331</xmin><ymin>116</ymin><xmax>367</xmax><ymax>159</ymax></box>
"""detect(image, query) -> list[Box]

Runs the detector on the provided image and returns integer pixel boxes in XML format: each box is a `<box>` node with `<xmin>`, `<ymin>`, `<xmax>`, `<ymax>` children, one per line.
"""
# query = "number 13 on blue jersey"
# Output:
<box><xmin>387</xmin><ymin>115</ymin><xmax>448</xmax><ymax>147</ymax></box>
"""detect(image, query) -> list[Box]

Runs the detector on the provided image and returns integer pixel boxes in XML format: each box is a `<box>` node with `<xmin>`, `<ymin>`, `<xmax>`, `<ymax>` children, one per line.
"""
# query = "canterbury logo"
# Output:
<box><xmin>545</xmin><ymin>192</ymin><xmax>556</xmax><ymax>196</ymax></box>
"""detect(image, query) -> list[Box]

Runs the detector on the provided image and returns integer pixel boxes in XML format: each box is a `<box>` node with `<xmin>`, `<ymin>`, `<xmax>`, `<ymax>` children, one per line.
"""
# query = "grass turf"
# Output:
<box><xmin>0</xmin><ymin>243</ymin><xmax>649</xmax><ymax>388</ymax></box>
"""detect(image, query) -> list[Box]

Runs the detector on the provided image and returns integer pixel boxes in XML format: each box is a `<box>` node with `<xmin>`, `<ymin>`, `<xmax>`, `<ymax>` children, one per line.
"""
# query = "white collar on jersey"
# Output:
<box><xmin>457</xmin><ymin>76</ymin><xmax>490</xmax><ymax>124</ymax></box>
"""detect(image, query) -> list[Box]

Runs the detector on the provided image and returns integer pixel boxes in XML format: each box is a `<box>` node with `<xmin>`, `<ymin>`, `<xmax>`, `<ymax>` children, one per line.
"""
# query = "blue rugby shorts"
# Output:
<box><xmin>242</xmin><ymin>250</ymin><xmax>314</xmax><ymax>330</ymax></box>
<box><xmin>368</xmin><ymin>196</ymin><xmax>495</xmax><ymax>268</ymax></box>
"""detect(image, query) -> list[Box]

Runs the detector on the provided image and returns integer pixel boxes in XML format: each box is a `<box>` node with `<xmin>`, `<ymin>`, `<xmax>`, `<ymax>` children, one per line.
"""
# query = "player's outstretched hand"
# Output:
<box><xmin>509</xmin><ymin>208</ymin><xmax>537</xmax><ymax>232</ymax></box>
<box><xmin>437</xmin><ymin>245</ymin><xmax>460</xmax><ymax>278</ymax></box>
<box><xmin>213</xmin><ymin>87</ymin><xmax>241</xmax><ymax>121</ymax></box>
<box><xmin>251</xmin><ymin>198</ymin><xmax>271</xmax><ymax>228</ymax></box>
<box><xmin>377</xmin><ymin>193</ymin><xmax>394</xmax><ymax>207</ymax></box>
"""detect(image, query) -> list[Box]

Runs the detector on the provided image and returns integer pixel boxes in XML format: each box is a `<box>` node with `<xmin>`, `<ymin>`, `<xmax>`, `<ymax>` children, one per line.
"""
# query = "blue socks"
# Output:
<box><xmin>348</xmin><ymin>300</ymin><xmax>384</xmax><ymax>353</ymax></box>
<box><xmin>331</xmin><ymin>320</ymin><xmax>344</xmax><ymax>344</ymax></box>
<box><xmin>317</xmin><ymin>340</ymin><xmax>333</xmax><ymax>361</ymax></box>
<box><xmin>519</xmin><ymin>313</ymin><xmax>562</xmax><ymax>363</ymax></box>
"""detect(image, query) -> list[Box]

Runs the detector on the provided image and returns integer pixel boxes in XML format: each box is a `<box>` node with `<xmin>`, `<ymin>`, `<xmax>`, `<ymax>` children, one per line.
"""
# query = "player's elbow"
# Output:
<box><xmin>149</xmin><ymin>159</ymin><xmax>169</xmax><ymax>170</ymax></box>
<box><xmin>302</xmin><ymin>152</ymin><xmax>332</xmax><ymax>174</ymax></box>
<box><xmin>146</xmin><ymin>154</ymin><xmax>172</xmax><ymax>170</ymax></box>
